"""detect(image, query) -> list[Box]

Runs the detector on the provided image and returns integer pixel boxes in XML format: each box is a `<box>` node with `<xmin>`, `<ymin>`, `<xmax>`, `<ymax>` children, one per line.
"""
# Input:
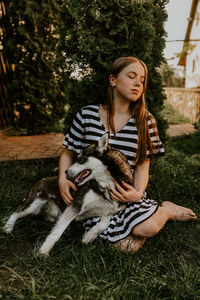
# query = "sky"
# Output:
<box><xmin>164</xmin><ymin>0</ymin><xmax>193</xmax><ymax>69</ymax></box>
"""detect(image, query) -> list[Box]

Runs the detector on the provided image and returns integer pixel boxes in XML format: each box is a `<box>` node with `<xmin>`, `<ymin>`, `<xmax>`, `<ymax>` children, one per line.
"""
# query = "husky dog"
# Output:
<box><xmin>3</xmin><ymin>134</ymin><xmax>134</xmax><ymax>256</ymax></box>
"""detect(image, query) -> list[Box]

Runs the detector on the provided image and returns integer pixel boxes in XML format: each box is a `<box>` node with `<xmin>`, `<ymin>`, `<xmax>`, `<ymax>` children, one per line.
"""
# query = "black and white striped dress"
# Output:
<box><xmin>63</xmin><ymin>104</ymin><xmax>165</xmax><ymax>243</ymax></box>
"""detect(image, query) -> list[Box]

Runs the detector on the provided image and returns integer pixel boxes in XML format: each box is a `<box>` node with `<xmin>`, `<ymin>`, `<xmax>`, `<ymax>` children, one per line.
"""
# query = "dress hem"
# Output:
<box><xmin>102</xmin><ymin>204</ymin><xmax>160</xmax><ymax>243</ymax></box>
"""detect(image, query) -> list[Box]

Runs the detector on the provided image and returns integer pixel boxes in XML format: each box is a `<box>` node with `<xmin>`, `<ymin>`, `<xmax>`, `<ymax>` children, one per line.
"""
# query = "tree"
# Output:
<box><xmin>159</xmin><ymin>63</ymin><xmax>184</xmax><ymax>87</ymax></box>
<box><xmin>1</xmin><ymin>0</ymin><xmax>67</xmax><ymax>134</ymax></box>
<box><xmin>59</xmin><ymin>0</ymin><xmax>169</xmax><ymax>140</ymax></box>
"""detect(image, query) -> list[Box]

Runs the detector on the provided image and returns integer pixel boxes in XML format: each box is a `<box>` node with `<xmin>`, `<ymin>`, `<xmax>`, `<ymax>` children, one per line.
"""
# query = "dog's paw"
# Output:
<box><xmin>39</xmin><ymin>252</ymin><xmax>49</xmax><ymax>259</ymax></box>
<box><xmin>2</xmin><ymin>224</ymin><xmax>13</xmax><ymax>234</ymax></box>
<box><xmin>82</xmin><ymin>232</ymin><xmax>96</xmax><ymax>244</ymax></box>
<box><xmin>38</xmin><ymin>248</ymin><xmax>50</xmax><ymax>258</ymax></box>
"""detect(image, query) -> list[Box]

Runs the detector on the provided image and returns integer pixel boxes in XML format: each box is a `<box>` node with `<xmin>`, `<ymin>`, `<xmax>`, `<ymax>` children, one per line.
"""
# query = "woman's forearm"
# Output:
<box><xmin>58</xmin><ymin>148</ymin><xmax>77</xmax><ymax>204</ymax></box>
<box><xmin>134</xmin><ymin>160</ymin><xmax>150</xmax><ymax>197</ymax></box>
<box><xmin>59</xmin><ymin>148</ymin><xmax>75</xmax><ymax>180</ymax></box>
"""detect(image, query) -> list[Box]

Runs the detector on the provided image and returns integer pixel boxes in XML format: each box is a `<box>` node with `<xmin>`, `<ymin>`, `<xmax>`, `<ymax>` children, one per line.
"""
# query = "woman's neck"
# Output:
<box><xmin>113</xmin><ymin>98</ymin><xmax>130</xmax><ymax>116</ymax></box>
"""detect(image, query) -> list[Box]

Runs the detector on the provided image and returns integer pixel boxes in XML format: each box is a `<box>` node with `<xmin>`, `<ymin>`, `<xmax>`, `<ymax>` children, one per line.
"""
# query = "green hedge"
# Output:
<box><xmin>2</xmin><ymin>0</ymin><xmax>67</xmax><ymax>134</ymax></box>
<box><xmin>2</xmin><ymin>0</ymin><xmax>169</xmax><ymax>138</ymax></box>
<box><xmin>59</xmin><ymin>0</ymin><xmax>169</xmax><ymax>140</ymax></box>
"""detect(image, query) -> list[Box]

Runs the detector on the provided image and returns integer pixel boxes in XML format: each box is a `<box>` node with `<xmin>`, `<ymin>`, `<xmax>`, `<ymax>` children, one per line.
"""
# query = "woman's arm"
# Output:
<box><xmin>133</xmin><ymin>159</ymin><xmax>150</xmax><ymax>197</ymax></box>
<box><xmin>58</xmin><ymin>148</ymin><xmax>77</xmax><ymax>205</ymax></box>
<box><xmin>109</xmin><ymin>159</ymin><xmax>150</xmax><ymax>203</ymax></box>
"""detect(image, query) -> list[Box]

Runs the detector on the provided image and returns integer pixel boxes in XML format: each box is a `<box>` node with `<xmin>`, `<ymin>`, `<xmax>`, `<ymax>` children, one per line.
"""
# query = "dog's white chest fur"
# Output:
<box><xmin>77</xmin><ymin>189</ymin><xmax>123</xmax><ymax>220</ymax></box>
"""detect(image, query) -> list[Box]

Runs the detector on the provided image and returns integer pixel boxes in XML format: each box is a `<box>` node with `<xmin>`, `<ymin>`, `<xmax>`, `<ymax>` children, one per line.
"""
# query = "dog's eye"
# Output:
<box><xmin>77</xmin><ymin>153</ymin><xmax>87</xmax><ymax>164</ymax></box>
<box><xmin>79</xmin><ymin>157</ymin><xmax>87</xmax><ymax>164</ymax></box>
<box><xmin>78</xmin><ymin>153</ymin><xmax>84</xmax><ymax>161</ymax></box>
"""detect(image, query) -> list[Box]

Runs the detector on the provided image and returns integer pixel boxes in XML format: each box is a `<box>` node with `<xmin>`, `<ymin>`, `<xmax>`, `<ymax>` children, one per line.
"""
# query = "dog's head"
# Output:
<box><xmin>66</xmin><ymin>133</ymin><xmax>134</xmax><ymax>187</ymax></box>
<box><xmin>66</xmin><ymin>133</ymin><xmax>110</xmax><ymax>186</ymax></box>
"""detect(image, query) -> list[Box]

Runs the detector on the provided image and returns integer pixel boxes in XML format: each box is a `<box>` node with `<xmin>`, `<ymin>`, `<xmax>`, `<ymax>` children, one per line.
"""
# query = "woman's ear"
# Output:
<box><xmin>109</xmin><ymin>74</ymin><xmax>116</xmax><ymax>87</ymax></box>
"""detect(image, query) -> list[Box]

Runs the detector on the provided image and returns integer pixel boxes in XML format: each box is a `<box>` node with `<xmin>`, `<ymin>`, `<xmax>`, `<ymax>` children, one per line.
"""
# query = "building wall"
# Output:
<box><xmin>185</xmin><ymin>1</ymin><xmax>200</xmax><ymax>88</ymax></box>
<box><xmin>186</xmin><ymin>43</ymin><xmax>200</xmax><ymax>88</ymax></box>
<box><xmin>164</xmin><ymin>87</ymin><xmax>200</xmax><ymax>123</ymax></box>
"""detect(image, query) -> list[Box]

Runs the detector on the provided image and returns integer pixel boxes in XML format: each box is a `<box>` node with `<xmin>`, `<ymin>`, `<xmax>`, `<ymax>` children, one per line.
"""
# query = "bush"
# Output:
<box><xmin>2</xmin><ymin>0</ymin><xmax>68</xmax><ymax>134</ymax></box>
<box><xmin>2</xmin><ymin>0</ymin><xmax>169</xmax><ymax>136</ymax></box>
<box><xmin>59</xmin><ymin>0</ymin><xmax>169</xmax><ymax>140</ymax></box>
<box><xmin>194</xmin><ymin>120</ymin><xmax>200</xmax><ymax>138</ymax></box>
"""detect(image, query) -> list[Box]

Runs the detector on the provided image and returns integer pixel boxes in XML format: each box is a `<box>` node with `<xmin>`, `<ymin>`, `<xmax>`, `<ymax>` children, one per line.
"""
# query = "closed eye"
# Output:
<box><xmin>128</xmin><ymin>74</ymin><xmax>136</xmax><ymax>79</ymax></box>
<box><xmin>128</xmin><ymin>72</ymin><xmax>144</xmax><ymax>84</ymax></box>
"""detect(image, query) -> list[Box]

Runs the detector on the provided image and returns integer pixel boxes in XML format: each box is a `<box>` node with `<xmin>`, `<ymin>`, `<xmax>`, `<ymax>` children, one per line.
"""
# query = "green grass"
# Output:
<box><xmin>162</xmin><ymin>101</ymin><xmax>189</xmax><ymax>124</ymax></box>
<box><xmin>0</xmin><ymin>135</ymin><xmax>200</xmax><ymax>300</ymax></box>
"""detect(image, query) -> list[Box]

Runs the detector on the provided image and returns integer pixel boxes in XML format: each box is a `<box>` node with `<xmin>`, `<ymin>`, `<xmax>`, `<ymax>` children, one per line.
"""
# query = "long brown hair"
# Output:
<box><xmin>106</xmin><ymin>56</ymin><xmax>155</xmax><ymax>165</ymax></box>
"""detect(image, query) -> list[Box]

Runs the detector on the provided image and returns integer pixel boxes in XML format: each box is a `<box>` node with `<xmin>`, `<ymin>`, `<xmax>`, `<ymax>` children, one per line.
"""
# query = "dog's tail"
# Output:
<box><xmin>39</xmin><ymin>206</ymin><xmax>77</xmax><ymax>257</ymax></box>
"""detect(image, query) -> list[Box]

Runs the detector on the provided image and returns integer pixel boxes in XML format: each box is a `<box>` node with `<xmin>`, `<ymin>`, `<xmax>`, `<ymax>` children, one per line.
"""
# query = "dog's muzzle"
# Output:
<box><xmin>65</xmin><ymin>169</ymin><xmax>92</xmax><ymax>185</ymax></box>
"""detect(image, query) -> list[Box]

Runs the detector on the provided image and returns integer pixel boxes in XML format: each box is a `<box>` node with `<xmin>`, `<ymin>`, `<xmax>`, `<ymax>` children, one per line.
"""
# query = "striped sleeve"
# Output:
<box><xmin>63</xmin><ymin>110</ymin><xmax>85</xmax><ymax>153</ymax></box>
<box><xmin>146</xmin><ymin>112</ymin><xmax>165</xmax><ymax>159</ymax></box>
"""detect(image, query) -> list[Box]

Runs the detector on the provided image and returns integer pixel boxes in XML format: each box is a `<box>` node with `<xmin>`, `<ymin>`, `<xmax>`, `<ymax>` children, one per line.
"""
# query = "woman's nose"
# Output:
<box><xmin>134</xmin><ymin>77</ymin><xmax>141</xmax><ymax>86</ymax></box>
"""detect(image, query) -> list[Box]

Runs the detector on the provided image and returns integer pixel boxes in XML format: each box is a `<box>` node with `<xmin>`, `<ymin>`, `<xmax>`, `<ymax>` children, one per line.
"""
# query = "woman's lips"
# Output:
<box><xmin>131</xmin><ymin>89</ymin><xmax>139</xmax><ymax>94</ymax></box>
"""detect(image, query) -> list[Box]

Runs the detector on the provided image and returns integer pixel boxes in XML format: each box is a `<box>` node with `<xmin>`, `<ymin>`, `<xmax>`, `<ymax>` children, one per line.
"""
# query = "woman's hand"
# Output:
<box><xmin>110</xmin><ymin>159</ymin><xmax>150</xmax><ymax>203</ymax></box>
<box><xmin>109</xmin><ymin>180</ymin><xmax>143</xmax><ymax>203</ymax></box>
<box><xmin>58</xmin><ymin>148</ymin><xmax>77</xmax><ymax>206</ymax></box>
<box><xmin>58</xmin><ymin>176</ymin><xmax>77</xmax><ymax>206</ymax></box>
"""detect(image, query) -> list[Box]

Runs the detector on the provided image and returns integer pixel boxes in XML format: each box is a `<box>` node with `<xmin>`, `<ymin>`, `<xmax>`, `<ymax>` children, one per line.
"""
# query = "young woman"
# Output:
<box><xmin>59</xmin><ymin>56</ymin><xmax>197</xmax><ymax>253</ymax></box>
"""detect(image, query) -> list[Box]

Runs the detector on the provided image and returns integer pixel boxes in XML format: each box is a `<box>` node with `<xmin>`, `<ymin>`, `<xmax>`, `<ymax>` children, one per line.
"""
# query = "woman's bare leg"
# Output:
<box><xmin>160</xmin><ymin>201</ymin><xmax>197</xmax><ymax>221</ymax></box>
<box><xmin>133</xmin><ymin>202</ymin><xmax>197</xmax><ymax>238</ymax></box>
<box><xmin>112</xmin><ymin>235</ymin><xmax>146</xmax><ymax>254</ymax></box>
<box><xmin>112</xmin><ymin>202</ymin><xmax>197</xmax><ymax>253</ymax></box>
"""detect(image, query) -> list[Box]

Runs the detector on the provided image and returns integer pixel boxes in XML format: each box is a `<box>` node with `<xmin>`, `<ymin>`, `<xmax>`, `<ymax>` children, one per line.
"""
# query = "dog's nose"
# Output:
<box><xmin>65</xmin><ymin>170</ymin><xmax>68</xmax><ymax>176</ymax></box>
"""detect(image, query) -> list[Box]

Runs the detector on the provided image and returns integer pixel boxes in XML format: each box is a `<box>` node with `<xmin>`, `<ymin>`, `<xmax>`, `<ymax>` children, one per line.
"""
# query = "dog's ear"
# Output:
<box><xmin>97</xmin><ymin>133</ymin><xmax>109</xmax><ymax>153</ymax></box>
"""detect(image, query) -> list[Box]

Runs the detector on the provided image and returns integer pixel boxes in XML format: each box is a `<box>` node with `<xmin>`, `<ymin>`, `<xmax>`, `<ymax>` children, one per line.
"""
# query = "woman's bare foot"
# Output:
<box><xmin>161</xmin><ymin>201</ymin><xmax>197</xmax><ymax>221</ymax></box>
<box><xmin>112</xmin><ymin>235</ymin><xmax>146</xmax><ymax>254</ymax></box>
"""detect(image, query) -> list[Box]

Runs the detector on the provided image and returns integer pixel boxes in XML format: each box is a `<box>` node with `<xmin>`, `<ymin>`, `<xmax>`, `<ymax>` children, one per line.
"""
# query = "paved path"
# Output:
<box><xmin>166</xmin><ymin>123</ymin><xmax>195</xmax><ymax>138</ymax></box>
<box><xmin>0</xmin><ymin>123</ymin><xmax>196</xmax><ymax>162</ymax></box>
<box><xmin>0</xmin><ymin>133</ymin><xmax>65</xmax><ymax>162</ymax></box>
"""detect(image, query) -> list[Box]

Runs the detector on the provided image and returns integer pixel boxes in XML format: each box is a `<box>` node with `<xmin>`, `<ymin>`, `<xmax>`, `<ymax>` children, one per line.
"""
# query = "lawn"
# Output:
<box><xmin>0</xmin><ymin>133</ymin><xmax>200</xmax><ymax>300</ymax></box>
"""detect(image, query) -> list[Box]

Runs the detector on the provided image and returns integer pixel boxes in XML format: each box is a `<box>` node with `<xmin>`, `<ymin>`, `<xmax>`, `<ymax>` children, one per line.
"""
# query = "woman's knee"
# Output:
<box><xmin>112</xmin><ymin>236</ymin><xmax>146</xmax><ymax>254</ymax></box>
<box><xmin>133</xmin><ymin>220</ymin><xmax>160</xmax><ymax>238</ymax></box>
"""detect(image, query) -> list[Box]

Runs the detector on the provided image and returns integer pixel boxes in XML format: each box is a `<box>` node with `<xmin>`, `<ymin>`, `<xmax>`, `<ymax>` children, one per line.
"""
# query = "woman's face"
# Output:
<box><xmin>110</xmin><ymin>62</ymin><xmax>145</xmax><ymax>103</ymax></box>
